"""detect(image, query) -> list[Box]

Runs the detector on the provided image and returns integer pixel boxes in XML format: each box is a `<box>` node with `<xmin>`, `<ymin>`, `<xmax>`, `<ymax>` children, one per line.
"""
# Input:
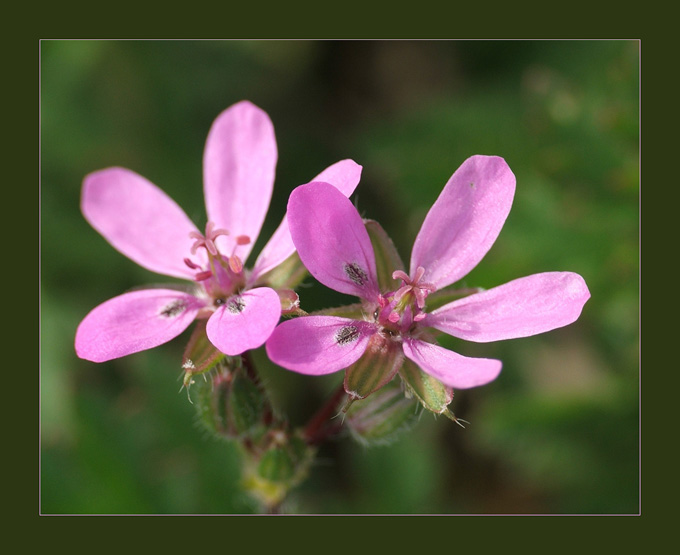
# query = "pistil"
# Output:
<box><xmin>184</xmin><ymin>222</ymin><xmax>250</xmax><ymax>299</ymax></box>
<box><xmin>374</xmin><ymin>266</ymin><xmax>436</xmax><ymax>334</ymax></box>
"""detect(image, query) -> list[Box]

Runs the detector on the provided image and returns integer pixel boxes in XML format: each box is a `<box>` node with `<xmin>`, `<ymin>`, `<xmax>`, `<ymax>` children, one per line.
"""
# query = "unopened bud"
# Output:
<box><xmin>194</xmin><ymin>362</ymin><xmax>269</xmax><ymax>439</ymax></box>
<box><xmin>344</xmin><ymin>378</ymin><xmax>421</xmax><ymax>446</ymax></box>
<box><xmin>277</xmin><ymin>289</ymin><xmax>300</xmax><ymax>315</ymax></box>
<box><xmin>241</xmin><ymin>430</ymin><xmax>315</xmax><ymax>510</ymax></box>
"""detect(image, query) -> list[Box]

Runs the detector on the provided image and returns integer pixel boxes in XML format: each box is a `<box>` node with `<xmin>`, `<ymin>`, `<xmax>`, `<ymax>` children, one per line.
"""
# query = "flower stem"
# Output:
<box><xmin>303</xmin><ymin>385</ymin><xmax>347</xmax><ymax>445</ymax></box>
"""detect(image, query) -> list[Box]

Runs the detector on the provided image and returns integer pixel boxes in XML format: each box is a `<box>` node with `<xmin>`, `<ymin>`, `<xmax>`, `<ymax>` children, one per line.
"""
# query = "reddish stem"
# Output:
<box><xmin>303</xmin><ymin>385</ymin><xmax>347</xmax><ymax>445</ymax></box>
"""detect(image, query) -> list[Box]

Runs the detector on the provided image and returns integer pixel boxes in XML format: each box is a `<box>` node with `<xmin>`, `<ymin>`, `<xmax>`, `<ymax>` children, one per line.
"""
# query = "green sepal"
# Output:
<box><xmin>182</xmin><ymin>320</ymin><xmax>226</xmax><ymax>388</ymax></box>
<box><xmin>399</xmin><ymin>357</ymin><xmax>454</xmax><ymax>414</ymax></box>
<box><xmin>309</xmin><ymin>302</ymin><xmax>366</xmax><ymax>320</ymax></box>
<box><xmin>424</xmin><ymin>285</ymin><xmax>485</xmax><ymax>312</ymax></box>
<box><xmin>344</xmin><ymin>333</ymin><xmax>404</xmax><ymax>400</ymax></box>
<box><xmin>255</xmin><ymin>251</ymin><xmax>308</xmax><ymax>290</ymax></box>
<box><xmin>344</xmin><ymin>378</ymin><xmax>422</xmax><ymax>446</ymax></box>
<box><xmin>364</xmin><ymin>219</ymin><xmax>404</xmax><ymax>292</ymax></box>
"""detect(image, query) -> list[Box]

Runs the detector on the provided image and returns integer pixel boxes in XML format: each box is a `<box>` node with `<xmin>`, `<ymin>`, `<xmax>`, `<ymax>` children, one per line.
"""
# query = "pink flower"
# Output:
<box><xmin>75</xmin><ymin>101</ymin><xmax>362</xmax><ymax>362</ymax></box>
<box><xmin>265</xmin><ymin>155</ymin><xmax>590</xmax><ymax>396</ymax></box>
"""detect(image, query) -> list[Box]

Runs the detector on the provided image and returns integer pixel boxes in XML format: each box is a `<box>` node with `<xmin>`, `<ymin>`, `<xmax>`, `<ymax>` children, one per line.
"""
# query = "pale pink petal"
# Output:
<box><xmin>265</xmin><ymin>316</ymin><xmax>376</xmax><ymax>376</ymax></box>
<box><xmin>402</xmin><ymin>338</ymin><xmax>502</xmax><ymax>389</ymax></box>
<box><xmin>250</xmin><ymin>160</ymin><xmax>363</xmax><ymax>281</ymax></box>
<box><xmin>410</xmin><ymin>155</ymin><xmax>516</xmax><ymax>289</ymax></box>
<box><xmin>312</xmin><ymin>158</ymin><xmax>364</xmax><ymax>198</ymax></box>
<box><xmin>75</xmin><ymin>289</ymin><xmax>204</xmax><ymax>362</ymax></box>
<box><xmin>423</xmin><ymin>272</ymin><xmax>590</xmax><ymax>342</ymax></box>
<box><xmin>287</xmin><ymin>182</ymin><xmax>379</xmax><ymax>300</ymax></box>
<box><xmin>205</xmin><ymin>287</ymin><xmax>281</xmax><ymax>356</ymax></box>
<box><xmin>203</xmin><ymin>101</ymin><xmax>277</xmax><ymax>264</ymax></box>
<box><xmin>82</xmin><ymin>168</ymin><xmax>201</xmax><ymax>280</ymax></box>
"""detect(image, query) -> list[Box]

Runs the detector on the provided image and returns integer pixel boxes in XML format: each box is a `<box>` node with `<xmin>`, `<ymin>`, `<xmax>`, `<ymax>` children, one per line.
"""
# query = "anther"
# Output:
<box><xmin>228</xmin><ymin>255</ymin><xmax>243</xmax><ymax>274</ymax></box>
<box><xmin>194</xmin><ymin>270</ymin><xmax>213</xmax><ymax>281</ymax></box>
<box><xmin>184</xmin><ymin>258</ymin><xmax>202</xmax><ymax>270</ymax></box>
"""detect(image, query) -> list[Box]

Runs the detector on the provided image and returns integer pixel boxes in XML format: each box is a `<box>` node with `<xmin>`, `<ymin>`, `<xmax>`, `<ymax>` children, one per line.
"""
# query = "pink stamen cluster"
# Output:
<box><xmin>185</xmin><ymin>222</ymin><xmax>251</xmax><ymax>283</ymax></box>
<box><xmin>392</xmin><ymin>266</ymin><xmax>436</xmax><ymax>309</ymax></box>
<box><xmin>74</xmin><ymin>100</ymin><xmax>363</xmax><ymax>364</ymax></box>
<box><xmin>375</xmin><ymin>266</ymin><xmax>436</xmax><ymax>331</ymax></box>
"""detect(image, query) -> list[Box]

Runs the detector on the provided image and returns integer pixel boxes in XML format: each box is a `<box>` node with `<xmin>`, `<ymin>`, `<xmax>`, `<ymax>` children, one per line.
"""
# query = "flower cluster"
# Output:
<box><xmin>76</xmin><ymin>100</ymin><xmax>590</xmax><ymax>424</ymax></box>
<box><xmin>265</xmin><ymin>159</ymin><xmax>590</xmax><ymax>411</ymax></box>
<box><xmin>75</xmin><ymin>101</ymin><xmax>361</xmax><ymax>364</ymax></box>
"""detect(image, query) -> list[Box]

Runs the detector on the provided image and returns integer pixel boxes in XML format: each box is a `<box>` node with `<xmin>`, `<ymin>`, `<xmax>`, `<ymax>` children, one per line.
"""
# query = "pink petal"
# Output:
<box><xmin>410</xmin><ymin>155</ymin><xmax>516</xmax><ymax>289</ymax></box>
<box><xmin>203</xmin><ymin>101</ymin><xmax>277</xmax><ymax>264</ymax></box>
<box><xmin>287</xmin><ymin>182</ymin><xmax>379</xmax><ymax>300</ymax></box>
<box><xmin>312</xmin><ymin>158</ymin><xmax>364</xmax><ymax>198</ymax></box>
<box><xmin>205</xmin><ymin>287</ymin><xmax>281</xmax><ymax>356</ymax></box>
<box><xmin>75</xmin><ymin>289</ymin><xmax>204</xmax><ymax>362</ymax></box>
<box><xmin>402</xmin><ymin>338</ymin><xmax>502</xmax><ymax>389</ymax></box>
<box><xmin>265</xmin><ymin>316</ymin><xmax>376</xmax><ymax>376</ymax></box>
<box><xmin>250</xmin><ymin>159</ymin><xmax>363</xmax><ymax>281</ymax></box>
<box><xmin>423</xmin><ymin>272</ymin><xmax>590</xmax><ymax>342</ymax></box>
<box><xmin>82</xmin><ymin>168</ymin><xmax>201</xmax><ymax>280</ymax></box>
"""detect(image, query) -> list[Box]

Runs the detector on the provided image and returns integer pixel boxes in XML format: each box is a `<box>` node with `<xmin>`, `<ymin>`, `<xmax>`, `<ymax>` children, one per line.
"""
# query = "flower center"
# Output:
<box><xmin>374</xmin><ymin>266</ymin><xmax>435</xmax><ymax>334</ymax></box>
<box><xmin>184</xmin><ymin>221</ymin><xmax>251</xmax><ymax>299</ymax></box>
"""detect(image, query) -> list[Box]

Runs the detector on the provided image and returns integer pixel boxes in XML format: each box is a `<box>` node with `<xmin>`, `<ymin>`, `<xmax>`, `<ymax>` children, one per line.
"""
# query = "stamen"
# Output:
<box><xmin>228</xmin><ymin>255</ymin><xmax>243</xmax><ymax>274</ymax></box>
<box><xmin>390</xmin><ymin>266</ymin><xmax>436</xmax><ymax>309</ymax></box>
<box><xmin>184</xmin><ymin>257</ymin><xmax>202</xmax><ymax>270</ymax></box>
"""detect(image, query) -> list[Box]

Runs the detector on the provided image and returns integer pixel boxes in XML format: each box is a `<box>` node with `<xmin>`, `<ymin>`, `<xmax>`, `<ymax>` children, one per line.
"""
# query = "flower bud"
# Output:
<box><xmin>194</xmin><ymin>361</ymin><xmax>269</xmax><ymax>440</ymax></box>
<box><xmin>344</xmin><ymin>378</ymin><xmax>422</xmax><ymax>446</ymax></box>
<box><xmin>241</xmin><ymin>430</ymin><xmax>316</xmax><ymax>511</ymax></box>
<box><xmin>277</xmin><ymin>288</ymin><xmax>301</xmax><ymax>315</ymax></box>
<box><xmin>257</xmin><ymin>432</ymin><xmax>310</xmax><ymax>483</ymax></box>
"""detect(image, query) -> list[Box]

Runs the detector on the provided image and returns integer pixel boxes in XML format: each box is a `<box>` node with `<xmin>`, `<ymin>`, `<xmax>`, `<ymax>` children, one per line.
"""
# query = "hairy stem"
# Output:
<box><xmin>303</xmin><ymin>385</ymin><xmax>347</xmax><ymax>445</ymax></box>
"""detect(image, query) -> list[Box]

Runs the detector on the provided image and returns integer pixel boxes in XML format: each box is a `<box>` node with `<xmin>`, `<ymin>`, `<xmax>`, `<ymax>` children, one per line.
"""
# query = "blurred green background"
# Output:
<box><xmin>40</xmin><ymin>40</ymin><xmax>639</xmax><ymax>514</ymax></box>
